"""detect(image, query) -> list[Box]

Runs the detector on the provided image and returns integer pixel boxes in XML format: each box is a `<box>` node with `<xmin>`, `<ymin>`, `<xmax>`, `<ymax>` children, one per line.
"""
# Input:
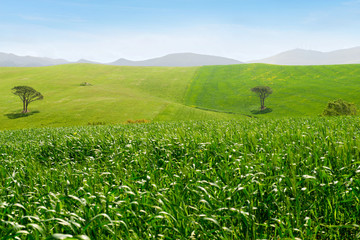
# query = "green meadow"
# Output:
<box><xmin>185</xmin><ymin>64</ymin><xmax>360</xmax><ymax>116</ymax></box>
<box><xmin>1</xmin><ymin>63</ymin><xmax>360</xmax><ymax>129</ymax></box>
<box><xmin>1</xmin><ymin>64</ymin><xmax>360</xmax><ymax>239</ymax></box>
<box><xmin>0</xmin><ymin>64</ymin><xmax>235</xmax><ymax>130</ymax></box>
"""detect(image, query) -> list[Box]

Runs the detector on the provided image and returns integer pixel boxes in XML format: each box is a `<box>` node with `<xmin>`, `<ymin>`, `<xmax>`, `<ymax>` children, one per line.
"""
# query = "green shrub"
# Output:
<box><xmin>87</xmin><ymin>121</ymin><xmax>106</xmax><ymax>125</ymax></box>
<box><xmin>322</xmin><ymin>99</ymin><xmax>357</xmax><ymax>116</ymax></box>
<box><xmin>126</xmin><ymin>119</ymin><xmax>150</xmax><ymax>124</ymax></box>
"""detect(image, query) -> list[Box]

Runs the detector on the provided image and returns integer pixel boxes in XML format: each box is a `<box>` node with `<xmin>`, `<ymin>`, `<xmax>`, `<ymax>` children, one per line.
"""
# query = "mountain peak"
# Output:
<box><xmin>0</xmin><ymin>52</ymin><xmax>69</xmax><ymax>67</ymax></box>
<box><xmin>76</xmin><ymin>59</ymin><xmax>100</xmax><ymax>64</ymax></box>
<box><xmin>250</xmin><ymin>46</ymin><xmax>360</xmax><ymax>65</ymax></box>
<box><xmin>109</xmin><ymin>53</ymin><xmax>242</xmax><ymax>67</ymax></box>
<box><xmin>2</xmin><ymin>46</ymin><xmax>360</xmax><ymax>67</ymax></box>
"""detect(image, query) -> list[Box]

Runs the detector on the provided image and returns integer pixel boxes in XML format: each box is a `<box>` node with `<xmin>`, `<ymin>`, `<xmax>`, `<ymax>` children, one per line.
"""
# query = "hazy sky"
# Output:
<box><xmin>1</xmin><ymin>0</ymin><xmax>360</xmax><ymax>62</ymax></box>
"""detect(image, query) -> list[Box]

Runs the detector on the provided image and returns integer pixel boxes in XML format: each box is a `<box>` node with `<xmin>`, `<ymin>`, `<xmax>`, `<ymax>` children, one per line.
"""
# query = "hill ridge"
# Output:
<box><xmin>0</xmin><ymin>52</ymin><xmax>242</xmax><ymax>67</ymax></box>
<box><xmin>250</xmin><ymin>47</ymin><xmax>360</xmax><ymax>65</ymax></box>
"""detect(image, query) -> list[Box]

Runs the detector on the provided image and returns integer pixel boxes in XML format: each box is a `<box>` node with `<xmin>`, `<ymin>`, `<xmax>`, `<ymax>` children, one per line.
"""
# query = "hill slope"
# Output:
<box><xmin>0</xmin><ymin>64</ymin><xmax>237</xmax><ymax>130</ymax></box>
<box><xmin>185</xmin><ymin>64</ymin><xmax>360</xmax><ymax>117</ymax></box>
<box><xmin>1</xmin><ymin>63</ymin><xmax>360</xmax><ymax>130</ymax></box>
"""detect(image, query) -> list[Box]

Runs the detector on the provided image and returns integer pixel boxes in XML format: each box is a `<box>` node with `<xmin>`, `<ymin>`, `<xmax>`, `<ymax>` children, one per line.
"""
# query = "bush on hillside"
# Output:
<box><xmin>88</xmin><ymin>121</ymin><xmax>106</xmax><ymax>125</ymax></box>
<box><xmin>322</xmin><ymin>99</ymin><xmax>357</xmax><ymax>116</ymax></box>
<box><xmin>126</xmin><ymin>119</ymin><xmax>150</xmax><ymax>124</ymax></box>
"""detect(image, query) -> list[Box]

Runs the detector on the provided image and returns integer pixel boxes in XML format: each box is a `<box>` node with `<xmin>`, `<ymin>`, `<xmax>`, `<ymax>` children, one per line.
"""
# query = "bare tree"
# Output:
<box><xmin>251</xmin><ymin>86</ymin><xmax>273</xmax><ymax>111</ymax></box>
<box><xmin>12</xmin><ymin>86</ymin><xmax>43</xmax><ymax>113</ymax></box>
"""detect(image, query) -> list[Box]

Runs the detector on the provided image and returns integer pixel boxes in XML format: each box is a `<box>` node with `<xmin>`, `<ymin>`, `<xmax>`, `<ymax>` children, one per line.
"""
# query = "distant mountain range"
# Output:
<box><xmin>0</xmin><ymin>52</ymin><xmax>242</xmax><ymax>67</ymax></box>
<box><xmin>1</xmin><ymin>47</ymin><xmax>360</xmax><ymax>67</ymax></box>
<box><xmin>249</xmin><ymin>47</ymin><xmax>360</xmax><ymax>65</ymax></box>
<box><xmin>0</xmin><ymin>52</ymin><xmax>69</xmax><ymax>67</ymax></box>
<box><xmin>108</xmin><ymin>53</ymin><xmax>242</xmax><ymax>66</ymax></box>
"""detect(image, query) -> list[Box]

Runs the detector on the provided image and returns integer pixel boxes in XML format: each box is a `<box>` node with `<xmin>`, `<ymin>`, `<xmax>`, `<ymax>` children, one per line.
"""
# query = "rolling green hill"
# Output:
<box><xmin>1</xmin><ymin>63</ymin><xmax>360</xmax><ymax>130</ymax></box>
<box><xmin>0</xmin><ymin>64</ymin><xmax>236</xmax><ymax>130</ymax></box>
<box><xmin>185</xmin><ymin>64</ymin><xmax>360</xmax><ymax>117</ymax></box>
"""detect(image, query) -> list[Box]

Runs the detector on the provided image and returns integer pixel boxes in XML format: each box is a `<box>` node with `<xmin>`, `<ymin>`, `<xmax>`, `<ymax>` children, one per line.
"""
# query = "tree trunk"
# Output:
<box><xmin>22</xmin><ymin>100</ymin><xmax>26</xmax><ymax>113</ymax></box>
<box><xmin>260</xmin><ymin>97</ymin><xmax>266</xmax><ymax>110</ymax></box>
<box><xmin>22</xmin><ymin>101</ymin><xmax>29</xmax><ymax>113</ymax></box>
<box><xmin>25</xmin><ymin>102</ymin><xmax>29</xmax><ymax>113</ymax></box>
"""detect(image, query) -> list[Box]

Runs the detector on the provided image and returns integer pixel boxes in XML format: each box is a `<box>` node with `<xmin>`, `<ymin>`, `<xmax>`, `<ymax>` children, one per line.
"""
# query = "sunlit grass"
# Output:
<box><xmin>1</xmin><ymin>117</ymin><xmax>359</xmax><ymax>239</ymax></box>
<box><xmin>2</xmin><ymin>64</ymin><xmax>360</xmax><ymax>130</ymax></box>
<box><xmin>0</xmin><ymin>64</ymin><xmax>238</xmax><ymax>130</ymax></box>
<box><xmin>185</xmin><ymin>64</ymin><xmax>360</xmax><ymax>117</ymax></box>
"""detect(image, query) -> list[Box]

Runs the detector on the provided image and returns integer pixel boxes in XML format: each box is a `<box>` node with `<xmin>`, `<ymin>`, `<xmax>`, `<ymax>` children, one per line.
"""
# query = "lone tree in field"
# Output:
<box><xmin>12</xmin><ymin>86</ymin><xmax>43</xmax><ymax>113</ymax></box>
<box><xmin>251</xmin><ymin>86</ymin><xmax>273</xmax><ymax>111</ymax></box>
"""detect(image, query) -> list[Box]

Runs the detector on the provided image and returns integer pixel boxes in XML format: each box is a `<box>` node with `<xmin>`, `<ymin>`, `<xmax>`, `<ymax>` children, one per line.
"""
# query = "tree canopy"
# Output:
<box><xmin>251</xmin><ymin>86</ymin><xmax>273</xmax><ymax>111</ymax></box>
<box><xmin>12</xmin><ymin>86</ymin><xmax>43</xmax><ymax>113</ymax></box>
<box><xmin>322</xmin><ymin>99</ymin><xmax>357</xmax><ymax>116</ymax></box>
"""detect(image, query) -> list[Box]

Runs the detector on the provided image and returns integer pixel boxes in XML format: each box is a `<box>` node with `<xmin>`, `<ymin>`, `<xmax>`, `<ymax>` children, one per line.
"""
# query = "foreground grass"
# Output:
<box><xmin>1</xmin><ymin>118</ymin><xmax>359</xmax><ymax>239</ymax></box>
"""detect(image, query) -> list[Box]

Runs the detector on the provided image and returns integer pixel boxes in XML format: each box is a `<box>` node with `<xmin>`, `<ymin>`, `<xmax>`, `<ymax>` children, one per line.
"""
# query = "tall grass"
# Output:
<box><xmin>0</xmin><ymin>118</ymin><xmax>359</xmax><ymax>239</ymax></box>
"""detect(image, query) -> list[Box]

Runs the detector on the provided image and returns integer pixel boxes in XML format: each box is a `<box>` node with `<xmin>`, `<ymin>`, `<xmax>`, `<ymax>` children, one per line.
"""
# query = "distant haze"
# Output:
<box><xmin>2</xmin><ymin>1</ymin><xmax>360</xmax><ymax>63</ymax></box>
<box><xmin>0</xmin><ymin>52</ymin><xmax>242</xmax><ymax>67</ymax></box>
<box><xmin>109</xmin><ymin>53</ymin><xmax>242</xmax><ymax>67</ymax></box>
<box><xmin>250</xmin><ymin>47</ymin><xmax>360</xmax><ymax>65</ymax></box>
<box><xmin>0</xmin><ymin>52</ymin><xmax>68</xmax><ymax>67</ymax></box>
<box><xmin>1</xmin><ymin>47</ymin><xmax>360</xmax><ymax>67</ymax></box>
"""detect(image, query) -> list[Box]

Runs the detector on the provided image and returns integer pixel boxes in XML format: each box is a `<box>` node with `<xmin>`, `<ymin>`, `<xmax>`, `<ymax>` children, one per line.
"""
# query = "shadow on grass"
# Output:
<box><xmin>5</xmin><ymin>110</ymin><xmax>40</xmax><ymax>119</ymax></box>
<box><xmin>251</xmin><ymin>108</ymin><xmax>273</xmax><ymax>115</ymax></box>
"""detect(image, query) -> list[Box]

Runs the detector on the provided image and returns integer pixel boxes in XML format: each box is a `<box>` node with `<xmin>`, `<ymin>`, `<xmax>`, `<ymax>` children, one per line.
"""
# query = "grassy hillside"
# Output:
<box><xmin>0</xmin><ymin>64</ymin><xmax>237</xmax><ymax>130</ymax></box>
<box><xmin>185</xmin><ymin>64</ymin><xmax>360</xmax><ymax>117</ymax></box>
<box><xmin>1</xmin><ymin>63</ymin><xmax>360</xmax><ymax>130</ymax></box>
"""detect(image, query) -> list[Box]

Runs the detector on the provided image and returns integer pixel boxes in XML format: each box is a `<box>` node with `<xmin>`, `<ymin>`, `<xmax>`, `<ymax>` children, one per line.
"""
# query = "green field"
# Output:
<box><xmin>1</xmin><ymin>63</ymin><xmax>360</xmax><ymax>130</ymax></box>
<box><xmin>1</xmin><ymin>64</ymin><xmax>360</xmax><ymax>239</ymax></box>
<box><xmin>1</xmin><ymin>118</ymin><xmax>359</xmax><ymax>239</ymax></box>
<box><xmin>0</xmin><ymin>64</ymin><xmax>237</xmax><ymax>130</ymax></box>
<box><xmin>185</xmin><ymin>64</ymin><xmax>360</xmax><ymax>117</ymax></box>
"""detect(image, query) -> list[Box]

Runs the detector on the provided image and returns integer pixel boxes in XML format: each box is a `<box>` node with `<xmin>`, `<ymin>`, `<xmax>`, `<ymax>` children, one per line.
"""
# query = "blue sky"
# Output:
<box><xmin>1</xmin><ymin>0</ymin><xmax>360</xmax><ymax>62</ymax></box>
